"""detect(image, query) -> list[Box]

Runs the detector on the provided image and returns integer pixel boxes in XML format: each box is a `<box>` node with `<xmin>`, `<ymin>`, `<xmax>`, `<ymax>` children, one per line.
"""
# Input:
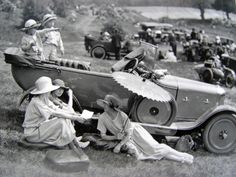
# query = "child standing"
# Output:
<box><xmin>41</xmin><ymin>14</ymin><xmax>64</xmax><ymax>61</ymax></box>
<box><xmin>21</xmin><ymin>19</ymin><xmax>45</xmax><ymax>60</ymax></box>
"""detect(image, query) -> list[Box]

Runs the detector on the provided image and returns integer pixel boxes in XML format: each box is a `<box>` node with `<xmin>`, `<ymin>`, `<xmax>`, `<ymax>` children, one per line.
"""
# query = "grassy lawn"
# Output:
<box><xmin>0</xmin><ymin>7</ymin><xmax>236</xmax><ymax>177</ymax></box>
<box><xmin>0</xmin><ymin>41</ymin><xmax>236</xmax><ymax>177</ymax></box>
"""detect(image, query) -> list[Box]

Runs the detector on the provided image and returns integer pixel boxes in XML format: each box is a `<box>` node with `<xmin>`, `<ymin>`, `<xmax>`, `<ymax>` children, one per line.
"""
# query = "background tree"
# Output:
<box><xmin>194</xmin><ymin>0</ymin><xmax>212</xmax><ymax>20</ymax></box>
<box><xmin>212</xmin><ymin>0</ymin><xmax>236</xmax><ymax>20</ymax></box>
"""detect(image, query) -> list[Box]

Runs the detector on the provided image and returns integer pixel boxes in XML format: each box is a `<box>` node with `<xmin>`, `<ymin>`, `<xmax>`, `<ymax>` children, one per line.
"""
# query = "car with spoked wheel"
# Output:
<box><xmin>4</xmin><ymin>47</ymin><xmax>236</xmax><ymax>154</ymax></box>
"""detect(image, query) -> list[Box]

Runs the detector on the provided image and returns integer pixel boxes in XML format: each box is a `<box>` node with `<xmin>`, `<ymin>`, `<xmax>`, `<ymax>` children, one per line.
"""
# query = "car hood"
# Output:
<box><xmin>158</xmin><ymin>75</ymin><xmax>225</xmax><ymax>95</ymax></box>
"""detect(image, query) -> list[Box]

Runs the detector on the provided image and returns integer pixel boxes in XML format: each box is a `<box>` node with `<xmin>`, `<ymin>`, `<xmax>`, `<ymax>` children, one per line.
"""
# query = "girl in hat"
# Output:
<box><xmin>50</xmin><ymin>79</ymin><xmax>73</xmax><ymax>112</ymax></box>
<box><xmin>23</xmin><ymin>76</ymin><xmax>89</xmax><ymax>149</ymax></box>
<box><xmin>21</xmin><ymin>19</ymin><xmax>59</xmax><ymax>61</ymax></box>
<box><xmin>41</xmin><ymin>14</ymin><xmax>64</xmax><ymax>61</ymax></box>
<box><xmin>21</xmin><ymin>19</ymin><xmax>45</xmax><ymax>60</ymax></box>
<box><xmin>96</xmin><ymin>95</ymin><xmax>194</xmax><ymax>163</ymax></box>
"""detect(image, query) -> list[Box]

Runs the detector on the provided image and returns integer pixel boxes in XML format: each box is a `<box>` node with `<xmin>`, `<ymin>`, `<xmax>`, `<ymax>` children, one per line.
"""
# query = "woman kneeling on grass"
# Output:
<box><xmin>23</xmin><ymin>76</ymin><xmax>89</xmax><ymax>149</ymax></box>
<box><xmin>96</xmin><ymin>95</ymin><xmax>194</xmax><ymax>164</ymax></box>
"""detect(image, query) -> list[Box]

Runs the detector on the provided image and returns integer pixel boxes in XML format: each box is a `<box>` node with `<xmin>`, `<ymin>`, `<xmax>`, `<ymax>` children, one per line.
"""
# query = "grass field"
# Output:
<box><xmin>1</xmin><ymin>6</ymin><xmax>236</xmax><ymax>177</ymax></box>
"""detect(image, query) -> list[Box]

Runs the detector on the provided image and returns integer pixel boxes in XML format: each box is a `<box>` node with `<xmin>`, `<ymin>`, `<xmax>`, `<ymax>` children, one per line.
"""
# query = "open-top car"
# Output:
<box><xmin>4</xmin><ymin>47</ymin><xmax>236</xmax><ymax>154</ymax></box>
<box><xmin>194</xmin><ymin>56</ymin><xmax>236</xmax><ymax>88</ymax></box>
<box><xmin>84</xmin><ymin>34</ymin><xmax>135</xmax><ymax>59</ymax></box>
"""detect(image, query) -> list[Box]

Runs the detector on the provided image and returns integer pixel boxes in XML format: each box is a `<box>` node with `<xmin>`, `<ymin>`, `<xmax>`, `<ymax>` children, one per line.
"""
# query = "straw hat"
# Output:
<box><xmin>22</xmin><ymin>19</ymin><xmax>40</xmax><ymax>31</ymax></box>
<box><xmin>96</xmin><ymin>95</ymin><xmax>121</xmax><ymax>109</ymax></box>
<box><xmin>52</xmin><ymin>79</ymin><xmax>69</xmax><ymax>90</ymax></box>
<box><xmin>30</xmin><ymin>76</ymin><xmax>60</xmax><ymax>95</ymax></box>
<box><xmin>42</xmin><ymin>14</ymin><xmax>57</xmax><ymax>26</ymax></box>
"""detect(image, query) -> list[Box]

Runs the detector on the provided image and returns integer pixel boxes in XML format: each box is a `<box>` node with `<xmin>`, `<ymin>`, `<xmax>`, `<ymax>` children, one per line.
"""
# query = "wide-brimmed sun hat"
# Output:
<box><xmin>21</xmin><ymin>19</ymin><xmax>41</xmax><ymax>31</ymax></box>
<box><xmin>52</xmin><ymin>79</ymin><xmax>69</xmax><ymax>90</ymax></box>
<box><xmin>30</xmin><ymin>76</ymin><xmax>60</xmax><ymax>95</ymax></box>
<box><xmin>96</xmin><ymin>95</ymin><xmax>121</xmax><ymax>109</ymax></box>
<box><xmin>42</xmin><ymin>14</ymin><xmax>57</xmax><ymax>26</ymax></box>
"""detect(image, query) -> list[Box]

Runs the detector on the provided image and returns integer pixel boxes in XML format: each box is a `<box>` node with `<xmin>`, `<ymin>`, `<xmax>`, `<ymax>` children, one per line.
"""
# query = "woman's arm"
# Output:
<box><xmin>100</xmin><ymin>133</ymin><xmax>117</xmax><ymax>141</ymax></box>
<box><xmin>50</xmin><ymin>108</ymin><xmax>85</xmax><ymax>123</ymax></box>
<box><xmin>113</xmin><ymin>128</ymin><xmax>132</xmax><ymax>153</ymax></box>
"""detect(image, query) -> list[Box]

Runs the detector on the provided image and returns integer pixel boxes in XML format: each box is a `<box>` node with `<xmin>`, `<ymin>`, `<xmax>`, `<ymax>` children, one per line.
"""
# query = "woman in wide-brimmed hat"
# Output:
<box><xmin>96</xmin><ymin>94</ymin><xmax>194</xmax><ymax>163</ymax></box>
<box><xmin>23</xmin><ymin>76</ymin><xmax>89</xmax><ymax>148</ymax></box>
<box><xmin>41</xmin><ymin>14</ymin><xmax>64</xmax><ymax>61</ymax></box>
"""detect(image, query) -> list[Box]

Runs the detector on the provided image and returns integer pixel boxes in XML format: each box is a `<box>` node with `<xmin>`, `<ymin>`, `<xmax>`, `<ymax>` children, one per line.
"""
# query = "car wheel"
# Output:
<box><xmin>132</xmin><ymin>97</ymin><xmax>176</xmax><ymax>126</ymax></box>
<box><xmin>203</xmin><ymin>114</ymin><xmax>236</xmax><ymax>154</ymax></box>
<box><xmin>90</xmin><ymin>46</ymin><xmax>106</xmax><ymax>59</ymax></box>
<box><xmin>202</xmin><ymin>68</ymin><xmax>213</xmax><ymax>83</ymax></box>
<box><xmin>225</xmin><ymin>73</ymin><xmax>235</xmax><ymax>88</ymax></box>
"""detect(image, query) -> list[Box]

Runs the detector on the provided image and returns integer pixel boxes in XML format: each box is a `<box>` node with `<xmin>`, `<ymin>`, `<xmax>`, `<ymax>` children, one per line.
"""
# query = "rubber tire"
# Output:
<box><xmin>225</xmin><ymin>73</ymin><xmax>235</xmax><ymax>88</ymax></box>
<box><xmin>90</xmin><ymin>46</ymin><xmax>106</xmax><ymax>59</ymax></box>
<box><xmin>202</xmin><ymin>68</ymin><xmax>213</xmax><ymax>83</ymax></box>
<box><xmin>131</xmin><ymin>96</ymin><xmax>176</xmax><ymax>126</ymax></box>
<box><xmin>203</xmin><ymin>114</ymin><xmax>236</xmax><ymax>154</ymax></box>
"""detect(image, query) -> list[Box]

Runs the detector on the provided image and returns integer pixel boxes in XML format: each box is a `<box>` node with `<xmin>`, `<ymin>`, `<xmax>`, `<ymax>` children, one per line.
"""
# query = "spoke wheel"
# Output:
<box><xmin>202</xmin><ymin>68</ymin><xmax>213</xmax><ymax>83</ymax></box>
<box><xmin>225</xmin><ymin>73</ymin><xmax>235</xmax><ymax>88</ymax></box>
<box><xmin>133</xmin><ymin>97</ymin><xmax>176</xmax><ymax>126</ymax></box>
<box><xmin>203</xmin><ymin>114</ymin><xmax>236</xmax><ymax>154</ymax></box>
<box><xmin>90</xmin><ymin>46</ymin><xmax>106</xmax><ymax>59</ymax></box>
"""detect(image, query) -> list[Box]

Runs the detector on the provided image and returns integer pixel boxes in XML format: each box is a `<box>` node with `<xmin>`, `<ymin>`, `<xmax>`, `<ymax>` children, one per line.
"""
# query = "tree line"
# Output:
<box><xmin>1</xmin><ymin>0</ymin><xmax>236</xmax><ymax>21</ymax></box>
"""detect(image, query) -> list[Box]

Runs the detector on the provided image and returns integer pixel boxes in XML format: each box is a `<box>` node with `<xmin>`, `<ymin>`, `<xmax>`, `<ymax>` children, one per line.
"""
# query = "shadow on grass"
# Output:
<box><xmin>0</xmin><ymin>107</ymin><xmax>24</xmax><ymax>132</ymax></box>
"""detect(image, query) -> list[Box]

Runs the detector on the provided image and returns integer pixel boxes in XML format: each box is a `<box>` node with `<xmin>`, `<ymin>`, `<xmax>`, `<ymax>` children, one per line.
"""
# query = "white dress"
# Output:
<box><xmin>97</xmin><ymin>111</ymin><xmax>174</xmax><ymax>160</ymax></box>
<box><xmin>23</xmin><ymin>97</ymin><xmax>75</xmax><ymax>147</ymax></box>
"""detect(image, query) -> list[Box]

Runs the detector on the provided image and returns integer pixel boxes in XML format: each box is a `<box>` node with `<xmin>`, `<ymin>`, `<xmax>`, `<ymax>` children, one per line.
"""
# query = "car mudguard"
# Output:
<box><xmin>177</xmin><ymin>104</ymin><xmax>236</xmax><ymax>131</ymax></box>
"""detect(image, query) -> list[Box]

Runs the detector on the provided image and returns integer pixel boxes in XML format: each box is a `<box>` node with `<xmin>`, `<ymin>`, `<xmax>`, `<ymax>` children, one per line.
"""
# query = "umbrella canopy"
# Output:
<box><xmin>112</xmin><ymin>72</ymin><xmax>172</xmax><ymax>102</ymax></box>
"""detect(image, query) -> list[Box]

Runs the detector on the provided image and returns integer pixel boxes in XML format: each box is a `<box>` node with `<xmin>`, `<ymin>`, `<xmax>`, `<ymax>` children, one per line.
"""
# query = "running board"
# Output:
<box><xmin>138</xmin><ymin>121</ymin><xmax>197</xmax><ymax>136</ymax></box>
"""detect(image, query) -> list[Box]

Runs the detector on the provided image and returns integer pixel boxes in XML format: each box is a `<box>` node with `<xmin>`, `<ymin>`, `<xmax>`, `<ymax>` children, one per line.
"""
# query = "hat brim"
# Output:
<box><xmin>30</xmin><ymin>85</ymin><xmax>60</xmax><ymax>95</ymax></box>
<box><xmin>21</xmin><ymin>23</ymin><xmax>41</xmax><ymax>31</ymax></box>
<box><xmin>96</xmin><ymin>99</ymin><xmax>110</xmax><ymax>108</ymax></box>
<box><xmin>42</xmin><ymin>16</ymin><xmax>57</xmax><ymax>26</ymax></box>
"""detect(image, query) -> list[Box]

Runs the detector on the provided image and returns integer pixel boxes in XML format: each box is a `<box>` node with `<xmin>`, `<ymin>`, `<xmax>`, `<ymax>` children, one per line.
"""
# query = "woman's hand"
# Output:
<box><xmin>116</xmin><ymin>132</ymin><xmax>125</xmax><ymax>140</ymax></box>
<box><xmin>113</xmin><ymin>144</ymin><xmax>121</xmax><ymax>153</ymax></box>
<box><xmin>66</xmin><ymin>89</ymin><xmax>73</xmax><ymax>97</ymax></box>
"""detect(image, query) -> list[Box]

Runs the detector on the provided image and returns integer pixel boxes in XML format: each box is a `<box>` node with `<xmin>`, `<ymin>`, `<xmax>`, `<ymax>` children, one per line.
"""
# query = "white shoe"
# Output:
<box><xmin>78</xmin><ymin>141</ymin><xmax>90</xmax><ymax>148</ymax></box>
<box><xmin>76</xmin><ymin>136</ymin><xmax>83</xmax><ymax>142</ymax></box>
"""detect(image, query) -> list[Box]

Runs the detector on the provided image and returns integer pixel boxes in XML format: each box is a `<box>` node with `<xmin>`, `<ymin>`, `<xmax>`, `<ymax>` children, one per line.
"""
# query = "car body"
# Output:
<box><xmin>4</xmin><ymin>47</ymin><xmax>236</xmax><ymax>154</ymax></box>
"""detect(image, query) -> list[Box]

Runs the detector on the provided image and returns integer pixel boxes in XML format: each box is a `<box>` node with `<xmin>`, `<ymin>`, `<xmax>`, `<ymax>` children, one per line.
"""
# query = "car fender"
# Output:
<box><xmin>180</xmin><ymin>104</ymin><xmax>236</xmax><ymax>131</ymax></box>
<box><xmin>91</xmin><ymin>43</ymin><xmax>106</xmax><ymax>50</ymax></box>
<box><xmin>224</xmin><ymin>67</ymin><xmax>236</xmax><ymax>79</ymax></box>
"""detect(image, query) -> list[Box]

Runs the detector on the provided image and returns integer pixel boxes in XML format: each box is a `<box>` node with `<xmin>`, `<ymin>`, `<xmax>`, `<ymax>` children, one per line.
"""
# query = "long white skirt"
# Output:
<box><xmin>126</xmin><ymin>123</ymin><xmax>173</xmax><ymax>160</ymax></box>
<box><xmin>24</xmin><ymin>118</ymin><xmax>75</xmax><ymax>147</ymax></box>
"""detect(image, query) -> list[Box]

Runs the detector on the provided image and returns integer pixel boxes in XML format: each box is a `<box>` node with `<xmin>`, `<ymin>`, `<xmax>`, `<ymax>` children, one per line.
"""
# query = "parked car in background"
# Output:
<box><xmin>84</xmin><ymin>34</ymin><xmax>137</xmax><ymax>59</ymax></box>
<box><xmin>4</xmin><ymin>47</ymin><xmax>236</xmax><ymax>154</ymax></box>
<box><xmin>194</xmin><ymin>56</ymin><xmax>236</xmax><ymax>88</ymax></box>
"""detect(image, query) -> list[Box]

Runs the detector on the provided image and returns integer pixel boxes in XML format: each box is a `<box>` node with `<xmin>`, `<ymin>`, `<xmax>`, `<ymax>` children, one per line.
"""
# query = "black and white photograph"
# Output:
<box><xmin>0</xmin><ymin>0</ymin><xmax>236</xmax><ymax>177</ymax></box>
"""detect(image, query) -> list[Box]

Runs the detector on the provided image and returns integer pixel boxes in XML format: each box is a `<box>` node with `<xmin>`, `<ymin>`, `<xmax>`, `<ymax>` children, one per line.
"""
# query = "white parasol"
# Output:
<box><xmin>112</xmin><ymin>72</ymin><xmax>172</xmax><ymax>102</ymax></box>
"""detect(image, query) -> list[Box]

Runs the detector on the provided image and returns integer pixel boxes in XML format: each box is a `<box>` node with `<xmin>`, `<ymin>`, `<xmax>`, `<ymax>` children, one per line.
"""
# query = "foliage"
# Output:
<box><xmin>21</xmin><ymin>0</ymin><xmax>76</xmax><ymax>25</ymax></box>
<box><xmin>101</xmin><ymin>20</ymin><xmax>125</xmax><ymax>38</ymax></box>
<box><xmin>22</xmin><ymin>0</ymin><xmax>53</xmax><ymax>23</ymax></box>
<box><xmin>212</xmin><ymin>0</ymin><xmax>236</xmax><ymax>19</ymax></box>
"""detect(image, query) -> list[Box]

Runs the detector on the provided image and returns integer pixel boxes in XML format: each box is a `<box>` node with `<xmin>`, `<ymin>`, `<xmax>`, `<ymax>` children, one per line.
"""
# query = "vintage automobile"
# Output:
<box><xmin>138</xmin><ymin>22</ymin><xmax>173</xmax><ymax>44</ymax></box>
<box><xmin>4</xmin><ymin>47</ymin><xmax>236</xmax><ymax>154</ymax></box>
<box><xmin>84</xmin><ymin>34</ymin><xmax>134</xmax><ymax>59</ymax></box>
<box><xmin>194</xmin><ymin>56</ymin><xmax>236</xmax><ymax>88</ymax></box>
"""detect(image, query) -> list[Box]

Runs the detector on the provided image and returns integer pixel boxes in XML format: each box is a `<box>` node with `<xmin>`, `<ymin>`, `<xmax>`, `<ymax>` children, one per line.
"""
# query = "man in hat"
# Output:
<box><xmin>41</xmin><ymin>14</ymin><xmax>64</xmax><ymax>61</ymax></box>
<box><xmin>111</xmin><ymin>29</ymin><xmax>122</xmax><ymax>60</ymax></box>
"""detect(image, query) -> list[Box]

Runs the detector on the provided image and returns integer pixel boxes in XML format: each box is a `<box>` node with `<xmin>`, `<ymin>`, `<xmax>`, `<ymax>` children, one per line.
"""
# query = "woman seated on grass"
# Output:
<box><xmin>50</xmin><ymin>79</ymin><xmax>74</xmax><ymax>112</ymax></box>
<box><xmin>23</xmin><ymin>76</ymin><xmax>89</xmax><ymax>149</ymax></box>
<box><xmin>96</xmin><ymin>94</ymin><xmax>194</xmax><ymax>164</ymax></box>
